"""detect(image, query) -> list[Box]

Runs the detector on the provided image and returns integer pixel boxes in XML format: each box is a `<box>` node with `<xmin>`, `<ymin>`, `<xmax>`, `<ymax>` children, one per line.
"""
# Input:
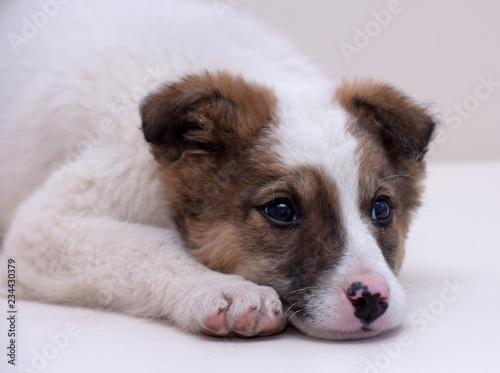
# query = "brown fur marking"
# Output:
<box><xmin>335</xmin><ymin>79</ymin><xmax>435</xmax><ymax>273</ymax></box>
<box><xmin>141</xmin><ymin>70</ymin><xmax>277</xmax><ymax>165</ymax></box>
<box><xmin>335</xmin><ymin>79</ymin><xmax>436</xmax><ymax>161</ymax></box>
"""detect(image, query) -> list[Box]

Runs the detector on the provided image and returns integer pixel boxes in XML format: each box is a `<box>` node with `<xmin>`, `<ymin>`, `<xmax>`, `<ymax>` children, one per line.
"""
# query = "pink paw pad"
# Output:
<box><xmin>202</xmin><ymin>306</ymin><xmax>227</xmax><ymax>335</ymax></box>
<box><xmin>259</xmin><ymin>308</ymin><xmax>285</xmax><ymax>334</ymax></box>
<box><xmin>232</xmin><ymin>305</ymin><xmax>258</xmax><ymax>332</ymax></box>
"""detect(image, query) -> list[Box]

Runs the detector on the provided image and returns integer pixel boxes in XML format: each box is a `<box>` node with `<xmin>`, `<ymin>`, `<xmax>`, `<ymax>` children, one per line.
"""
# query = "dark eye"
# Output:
<box><xmin>371</xmin><ymin>197</ymin><xmax>392</xmax><ymax>226</ymax></box>
<box><xmin>263</xmin><ymin>199</ymin><xmax>297</xmax><ymax>225</ymax></box>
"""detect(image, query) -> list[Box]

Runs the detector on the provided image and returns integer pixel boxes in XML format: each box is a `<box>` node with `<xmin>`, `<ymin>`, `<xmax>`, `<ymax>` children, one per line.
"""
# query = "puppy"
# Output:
<box><xmin>0</xmin><ymin>0</ymin><xmax>435</xmax><ymax>340</ymax></box>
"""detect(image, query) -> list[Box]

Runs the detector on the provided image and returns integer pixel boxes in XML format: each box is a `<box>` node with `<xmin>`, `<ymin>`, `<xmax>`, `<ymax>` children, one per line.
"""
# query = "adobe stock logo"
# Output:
<box><xmin>363</xmin><ymin>277</ymin><xmax>467</xmax><ymax>373</ymax></box>
<box><xmin>7</xmin><ymin>0</ymin><xmax>71</xmax><ymax>54</ymax></box>
<box><xmin>15</xmin><ymin>308</ymin><xmax>95</xmax><ymax>373</ymax></box>
<box><xmin>213</xmin><ymin>0</ymin><xmax>243</xmax><ymax>21</ymax></box>
<box><xmin>428</xmin><ymin>74</ymin><xmax>499</xmax><ymax>156</ymax></box>
<box><xmin>339</xmin><ymin>0</ymin><xmax>407</xmax><ymax>63</ymax></box>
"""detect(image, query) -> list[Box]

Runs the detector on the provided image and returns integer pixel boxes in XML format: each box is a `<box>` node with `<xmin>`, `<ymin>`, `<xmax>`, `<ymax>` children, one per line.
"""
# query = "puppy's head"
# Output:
<box><xmin>140</xmin><ymin>71</ymin><xmax>435</xmax><ymax>340</ymax></box>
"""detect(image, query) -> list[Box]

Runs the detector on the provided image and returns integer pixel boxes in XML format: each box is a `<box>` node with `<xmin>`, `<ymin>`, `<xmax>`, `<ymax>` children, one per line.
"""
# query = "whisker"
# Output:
<box><xmin>284</xmin><ymin>302</ymin><xmax>297</xmax><ymax>319</ymax></box>
<box><xmin>288</xmin><ymin>309</ymin><xmax>303</xmax><ymax>321</ymax></box>
<box><xmin>289</xmin><ymin>287</ymin><xmax>314</xmax><ymax>294</ymax></box>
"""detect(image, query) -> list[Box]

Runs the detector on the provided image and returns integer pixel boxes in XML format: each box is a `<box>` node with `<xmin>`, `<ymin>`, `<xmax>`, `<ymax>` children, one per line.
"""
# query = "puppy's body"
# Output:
<box><xmin>0</xmin><ymin>1</ymin><xmax>434</xmax><ymax>340</ymax></box>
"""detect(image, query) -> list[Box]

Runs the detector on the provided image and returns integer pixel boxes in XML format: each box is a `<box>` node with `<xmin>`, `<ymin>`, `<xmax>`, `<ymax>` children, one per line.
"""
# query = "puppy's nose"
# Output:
<box><xmin>345</xmin><ymin>277</ymin><xmax>389</xmax><ymax>325</ymax></box>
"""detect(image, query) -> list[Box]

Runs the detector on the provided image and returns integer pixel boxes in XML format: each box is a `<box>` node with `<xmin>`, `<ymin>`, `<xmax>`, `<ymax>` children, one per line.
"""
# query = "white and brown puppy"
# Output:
<box><xmin>0</xmin><ymin>0</ymin><xmax>435</xmax><ymax>340</ymax></box>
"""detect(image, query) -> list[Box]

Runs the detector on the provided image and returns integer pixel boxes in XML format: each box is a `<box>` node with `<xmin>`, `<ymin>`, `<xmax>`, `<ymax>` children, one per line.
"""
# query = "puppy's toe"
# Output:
<box><xmin>225</xmin><ymin>285</ymin><xmax>285</xmax><ymax>337</ymax></box>
<box><xmin>257</xmin><ymin>308</ymin><xmax>287</xmax><ymax>335</ymax></box>
<box><xmin>196</xmin><ymin>281</ymin><xmax>285</xmax><ymax>338</ymax></box>
<box><xmin>202</xmin><ymin>305</ymin><xmax>229</xmax><ymax>336</ymax></box>
<box><xmin>232</xmin><ymin>306</ymin><xmax>258</xmax><ymax>333</ymax></box>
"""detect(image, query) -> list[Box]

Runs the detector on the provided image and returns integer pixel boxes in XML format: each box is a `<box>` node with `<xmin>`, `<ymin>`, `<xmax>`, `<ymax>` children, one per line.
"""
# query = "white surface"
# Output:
<box><xmin>2</xmin><ymin>162</ymin><xmax>499</xmax><ymax>373</ymax></box>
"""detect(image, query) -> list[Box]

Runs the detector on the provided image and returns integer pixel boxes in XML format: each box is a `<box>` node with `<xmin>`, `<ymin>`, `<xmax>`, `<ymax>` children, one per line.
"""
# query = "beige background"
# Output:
<box><xmin>220</xmin><ymin>0</ymin><xmax>500</xmax><ymax>164</ymax></box>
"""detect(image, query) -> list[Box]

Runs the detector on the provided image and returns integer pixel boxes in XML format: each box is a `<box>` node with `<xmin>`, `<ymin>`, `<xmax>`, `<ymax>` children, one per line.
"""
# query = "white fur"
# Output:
<box><xmin>0</xmin><ymin>0</ymin><xmax>404</xmax><ymax>339</ymax></box>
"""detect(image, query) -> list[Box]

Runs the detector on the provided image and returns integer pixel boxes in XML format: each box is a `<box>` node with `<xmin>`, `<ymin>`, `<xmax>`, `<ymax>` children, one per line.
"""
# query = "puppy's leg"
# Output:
<box><xmin>1</xmin><ymin>192</ymin><xmax>285</xmax><ymax>337</ymax></box>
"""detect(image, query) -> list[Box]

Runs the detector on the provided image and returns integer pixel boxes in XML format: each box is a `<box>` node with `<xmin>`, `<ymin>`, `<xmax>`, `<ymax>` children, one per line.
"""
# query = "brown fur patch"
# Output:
<box><xmin>335</xmin><ymin>79</ymin><xmax>436</xmax><ymax>161</ymax></box>
<box><xmin>355</xmin><ymin>133</ymin><xmax>424</xmax><ymax>273</ymax></box>
<box><xmin>141</xmin><ymin>70</ymin><xmax>277</xmax><ymax>165</ymax></box>
<box><xmin>335</xmin><ymin>79</ymin><xmax>435</xmax><ymax>273</ymax></box>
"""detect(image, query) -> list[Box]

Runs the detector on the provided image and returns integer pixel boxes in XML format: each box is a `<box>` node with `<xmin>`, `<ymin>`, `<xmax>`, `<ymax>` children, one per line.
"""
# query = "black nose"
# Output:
<box><xmin>347</xmin><ymin>283</ymin><xmax>389</xmax><ymax>325</ymax></box>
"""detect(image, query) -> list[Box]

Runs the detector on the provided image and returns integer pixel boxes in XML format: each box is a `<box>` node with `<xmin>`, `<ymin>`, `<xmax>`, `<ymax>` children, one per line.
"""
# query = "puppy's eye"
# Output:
<box><xmin>371</xmin><ymin>197</ymin><xmax>392</xmax><ymax>226</ymax></box>
<box><xmin>263</xmin><ymin>199</ymin><xmax>296</xmax><ymax>224</ymax></box>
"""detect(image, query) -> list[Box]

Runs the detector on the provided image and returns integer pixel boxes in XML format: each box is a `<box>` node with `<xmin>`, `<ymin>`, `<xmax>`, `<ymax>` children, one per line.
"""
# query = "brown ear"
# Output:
<box><xmin>335</xmin><ymin>79</ymin><xmax>436</xmax><ymax>161</ymax></box>
<box><xmin>140</xmin><ymin>71</ymin><xmax>277</xmax><ymax>163</ymax></box>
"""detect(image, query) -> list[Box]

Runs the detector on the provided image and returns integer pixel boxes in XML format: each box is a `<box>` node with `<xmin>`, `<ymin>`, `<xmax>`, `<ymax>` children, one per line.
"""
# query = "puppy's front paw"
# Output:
<box><xmin>195</xmin><ymin>281</ymin><xmax>285</xmax><ymax>338</ymax></box>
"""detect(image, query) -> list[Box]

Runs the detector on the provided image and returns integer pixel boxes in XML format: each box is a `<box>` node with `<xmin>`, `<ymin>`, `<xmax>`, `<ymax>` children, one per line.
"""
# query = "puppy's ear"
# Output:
<box><xmin>140</xmin><ymin>71</ymin><xmax>276</xmax><ymax>163</ymax></box>
<box><xmin>336</xmin><ymin>79</ymin><xmax>436</xmax><ymax>161</ymax></box>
